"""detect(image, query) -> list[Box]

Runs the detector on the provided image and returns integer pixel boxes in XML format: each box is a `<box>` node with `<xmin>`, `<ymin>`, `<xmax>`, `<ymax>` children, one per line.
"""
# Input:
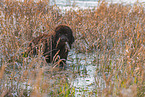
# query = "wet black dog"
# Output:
<box><xmin>25</xmin><ymin>25</ymin><xmax>75</xmax><ymax>67</ymax></box>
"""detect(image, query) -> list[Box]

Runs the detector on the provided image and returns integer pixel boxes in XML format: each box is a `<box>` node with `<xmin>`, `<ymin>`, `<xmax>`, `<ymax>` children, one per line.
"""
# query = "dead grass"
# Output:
<box><xmin>0</xmin><ymin>0</ymin><xmax>145</xmax><ymax>96</ymax></box>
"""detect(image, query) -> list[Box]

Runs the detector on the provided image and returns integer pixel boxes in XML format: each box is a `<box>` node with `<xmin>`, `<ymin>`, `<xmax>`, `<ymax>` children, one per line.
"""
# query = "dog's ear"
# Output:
<box><xmin>68</xmin><ymin>27</ymin><xmax>75</xmax><ymax>44</ymax></box>
<box><xmin>70</xmin><ymin>34</ymin><xmax>75</xmax><ymax>44</ymax></box>
<box><xmin>68</xmin><ymin>30</ymin><xmax>75</xmax><ymax>49</ymax></box>
<box><xmin>53</xmin><ymin>32</ymin><xmax>59</xmax><ymax>44</ymax></box>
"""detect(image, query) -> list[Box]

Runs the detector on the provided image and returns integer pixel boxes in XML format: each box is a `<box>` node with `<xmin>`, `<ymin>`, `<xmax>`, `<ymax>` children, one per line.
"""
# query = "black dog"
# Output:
<box><xmin>25</xmin><ymin>25</ymin><xmax>75</xmax><ymax>67</ymax></box>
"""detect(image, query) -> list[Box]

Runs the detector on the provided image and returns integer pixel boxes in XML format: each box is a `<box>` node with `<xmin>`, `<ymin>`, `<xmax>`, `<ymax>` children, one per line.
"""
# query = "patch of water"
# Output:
<box><xmin>72</xmin><ymin>65</ymin><xmax>96</xmax><ymax>96</ymax></box>
<box><xmin>18</xmin><ymin>0</ymin><xmax>145</xmax><ymax>11</ymax></box>
<box><xmin>68</xmin><ymin>49</ymin><xmax>106</xmax><ymax>96</ymax></box>
<box><xmin>49</xmin><ymin>0</ymin><xmax>145</xmax><ymax>7</ymax></box>
<box><xmin>50</xmin><ymin>0</ymin><xmax>145</xmax><ymax>12</ymax></box>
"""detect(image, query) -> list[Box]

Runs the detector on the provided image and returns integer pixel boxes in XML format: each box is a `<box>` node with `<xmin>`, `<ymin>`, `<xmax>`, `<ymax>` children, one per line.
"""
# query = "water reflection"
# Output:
<box><xmin>68</xmin><ymin>49</ymin><xmax>106</xmax><ymax>96</ymax></box>
<box><xmin>72</xmin><ymin>65</ymin><xmax>96</xmax><ymax>96</ymax></box>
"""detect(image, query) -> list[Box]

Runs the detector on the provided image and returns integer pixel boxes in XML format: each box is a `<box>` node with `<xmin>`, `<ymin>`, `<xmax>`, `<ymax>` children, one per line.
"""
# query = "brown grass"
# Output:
<box><xmin>0</xmin><ymin>0</ymin><xmax>144</xmax><ymax>96</ymax></box>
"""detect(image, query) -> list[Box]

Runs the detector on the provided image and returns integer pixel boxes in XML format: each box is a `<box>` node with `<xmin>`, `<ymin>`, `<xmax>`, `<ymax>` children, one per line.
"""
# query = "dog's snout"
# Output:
<box><xmin>61</xmin><ymin>35</ymin><xmax>68</xmax><ymax>42</ymax></box>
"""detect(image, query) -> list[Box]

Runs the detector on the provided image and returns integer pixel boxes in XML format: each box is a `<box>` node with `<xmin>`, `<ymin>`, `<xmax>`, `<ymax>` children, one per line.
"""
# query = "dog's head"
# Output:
<box><xmin>54</xmin><ymin>25</ymin><xmax>75</xmax><ymax>49</ymax></box>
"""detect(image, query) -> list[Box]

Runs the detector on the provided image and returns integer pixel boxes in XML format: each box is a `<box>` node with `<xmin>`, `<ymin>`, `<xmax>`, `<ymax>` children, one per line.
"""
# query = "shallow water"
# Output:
<box><xmin>50</xmin><ymin>0</ymin><xmax>145</xmax><ymax>12</ymax></box>
<box><xmin>19</xmin><ymin>0</ymin><xmax>145</xmax><ymax>8</ymax></box>
<box><xmin>67</xmin><ymin>49</ymin><xmax>106</xmax><ymax>96</ymax></box>
<box><xmin>50</xmin><ymin>0</ymin><xmax>145</xmax><ymax>6</ymax></box>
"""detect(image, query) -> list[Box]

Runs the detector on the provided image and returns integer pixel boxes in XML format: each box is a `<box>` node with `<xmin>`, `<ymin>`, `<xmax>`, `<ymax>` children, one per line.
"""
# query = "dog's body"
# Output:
<box><xmin>26</xmin><ymin>25</ymin><xmax>75</xmax><ymax>67</ymax></box>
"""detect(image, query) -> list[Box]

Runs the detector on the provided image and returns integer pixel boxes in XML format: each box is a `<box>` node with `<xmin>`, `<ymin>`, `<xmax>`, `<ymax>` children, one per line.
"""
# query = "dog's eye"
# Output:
<box><xmin>58</xmin><ymin>33</ymin><xmax>61</xmax><ymax>36</ymax></box>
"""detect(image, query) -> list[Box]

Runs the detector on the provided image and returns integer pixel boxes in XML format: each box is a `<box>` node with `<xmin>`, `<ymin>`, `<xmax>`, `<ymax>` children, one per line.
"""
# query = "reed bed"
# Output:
<box><xmin>0</xmin><ymin>0</ymin><xmax>145</xmax><ymax>96</ymax></box>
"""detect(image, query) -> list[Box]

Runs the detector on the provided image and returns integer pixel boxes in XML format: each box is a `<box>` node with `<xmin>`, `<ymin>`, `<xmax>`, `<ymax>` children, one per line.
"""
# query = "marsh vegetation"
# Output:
<box><xmin>0</xmin><ymin>0</ymin><xmax>145</xmax><ymax>96</ymax></box>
